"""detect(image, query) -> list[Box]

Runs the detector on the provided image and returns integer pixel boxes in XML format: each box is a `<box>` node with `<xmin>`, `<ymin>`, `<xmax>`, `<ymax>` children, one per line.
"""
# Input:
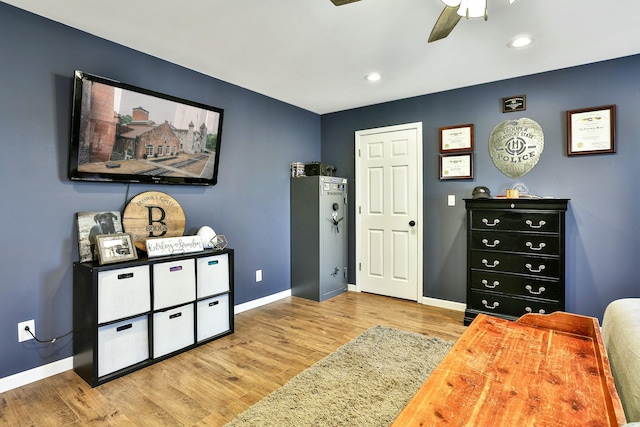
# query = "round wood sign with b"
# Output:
<box><xmin>122</xmin><ymin>191</ymin><xmax>186</xmax><ymax>251</ymax></box>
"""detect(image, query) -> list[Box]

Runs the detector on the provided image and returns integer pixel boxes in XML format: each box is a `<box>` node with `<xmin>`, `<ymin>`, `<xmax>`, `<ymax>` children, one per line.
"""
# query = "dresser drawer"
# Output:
<box><xmin>469</xmin><ymin>290</ymin><xmax>562</xmax><ymax>318</ymax></box>
<box><xmin>470</xmin><ymin>232</ymin><xmax>559</xmax><ymax>256</ymax></box>
<box><xmin>471</xmin><ymin>251</ymin><xmax>559</xmax><ymax>279</ymax></box>
<box><xmin>469</xmin><ymin>271</ymin><xmax>561</xmax><ymax>301</ymax></box>
<box><xmin>471</xmin><ymin>210</ymin><xmax>560</xmax><ymax>233</ymax></box>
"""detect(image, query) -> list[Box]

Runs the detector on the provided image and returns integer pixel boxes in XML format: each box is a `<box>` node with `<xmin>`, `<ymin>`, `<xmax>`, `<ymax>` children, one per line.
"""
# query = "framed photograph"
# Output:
<box><xmin>502</xmin><ymin>95</ymin><xmax>526</xmax><ymax>113</ymax></box>
<box><xmin>439</xmin><ymin>152</ymin><xmax>473</xmax><ymax>180</ymax></box>
<box><xmin>95</xmin><ymin>233</ymin><xmax>138</xmax><ymax>265</ymax></box>
<box><xmin>76</xmin><ymin>211</ymin><xmax>123</xmax><ymax>262</ymax></box>
<box><xmin>439</xmin><ymin>124</ymin><xmax>474</xmax><ymax>152</ymax></box>
<box><xmin>567</xmin><ymin>105</ymin><xmax>616</xmax><ymax>156</ymax></box>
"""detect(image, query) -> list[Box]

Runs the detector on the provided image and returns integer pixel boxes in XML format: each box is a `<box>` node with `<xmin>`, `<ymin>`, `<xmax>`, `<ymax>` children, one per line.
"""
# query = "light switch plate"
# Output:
<box><xmin>447</xmin><ymin>195</ymin><xmax>455</xmax><ymax>207</ymax></box>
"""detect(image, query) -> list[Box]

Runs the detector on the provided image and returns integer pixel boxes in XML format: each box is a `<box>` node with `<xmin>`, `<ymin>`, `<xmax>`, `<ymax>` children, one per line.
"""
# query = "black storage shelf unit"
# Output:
<box><xmin>73</xmin><ymin>248</ymin><xmax>234</xmax><ymax>387</ymax></box>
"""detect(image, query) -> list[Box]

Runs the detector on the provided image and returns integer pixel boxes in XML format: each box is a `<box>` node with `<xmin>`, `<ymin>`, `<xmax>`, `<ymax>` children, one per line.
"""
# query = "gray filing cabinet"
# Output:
<box><xmin>291</xmin><ymin>176</ymin><xmax>348</xmax><ymax>301</ymax></box>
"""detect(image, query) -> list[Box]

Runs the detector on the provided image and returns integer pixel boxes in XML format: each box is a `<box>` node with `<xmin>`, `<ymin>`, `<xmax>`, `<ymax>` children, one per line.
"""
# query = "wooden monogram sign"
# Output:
<box><xmin>123</xmin><ymin>191</ymin><xmax>186</xmax><ymax>251</ymax></box>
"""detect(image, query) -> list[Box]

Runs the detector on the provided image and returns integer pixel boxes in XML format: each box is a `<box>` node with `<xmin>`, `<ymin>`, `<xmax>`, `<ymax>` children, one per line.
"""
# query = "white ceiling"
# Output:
<box><xmin>4</xmin><ymin>0</ymin><xmax>640</xmax><ymax>114</ymax></box>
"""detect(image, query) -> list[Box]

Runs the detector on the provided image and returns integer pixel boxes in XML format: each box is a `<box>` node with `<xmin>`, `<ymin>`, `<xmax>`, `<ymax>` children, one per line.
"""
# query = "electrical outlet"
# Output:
<box><xmin>18</xmin><ymin>320</ymin><xmax>35</xmax><ymax>343</ymax></box>
<box><xmin>256</xmin><ymin>269</ymin><xmax>263</xmax><ymax>282</ymax></box>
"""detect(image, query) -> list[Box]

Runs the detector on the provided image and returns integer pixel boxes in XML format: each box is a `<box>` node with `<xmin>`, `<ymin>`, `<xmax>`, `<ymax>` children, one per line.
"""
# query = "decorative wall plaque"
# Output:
<box><xmin>502</xmin><ymin>95</ymin><xmax>526</xmax><ymax>113</ymax></box>
<box><xmin>488</xmin><ymin>118</ymin><xmax>544</xmax><ymax>179</ymax></box>
<box><xmin>123</xmin><ymin>191</ymin><xmax>186</xmax><ymax>251</ymax></box>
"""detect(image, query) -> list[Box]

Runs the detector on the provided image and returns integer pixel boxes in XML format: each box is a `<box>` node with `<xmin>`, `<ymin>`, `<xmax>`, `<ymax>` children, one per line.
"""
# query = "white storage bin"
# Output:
<box><xmin>98</xmin><ymin>266</ymin><xmax>150</xmax><ymax>324</ymax></box>
<box><xmin>197</xmin><ymin>294</ymin><xmax>230</xmax><ymax>342</ymax></box>
<box><xmin>153</xmin><ymin>303</ymin><xmax>195</xmax><ymax>358</ymax></box>
<box><xmin>153</xmin><ymin>259</ymin><xmax>196</xmax><ymax>310</ymax></box>
<box><xmin>197</xmin><ymin>253</ymin><xmax>230</xmax><ymax>297</ymax></box>
<box><xmin>98</xmin><ymin>315</ymin><xmax>149</xmax><ymax>377</ymax></box>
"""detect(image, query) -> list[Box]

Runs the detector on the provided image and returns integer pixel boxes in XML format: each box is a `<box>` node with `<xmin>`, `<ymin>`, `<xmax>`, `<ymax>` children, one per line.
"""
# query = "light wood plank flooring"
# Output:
<box><xmin>0</xmin><ymin>292</ymin><xmax>467</xmax><ymax>426</ymax></box>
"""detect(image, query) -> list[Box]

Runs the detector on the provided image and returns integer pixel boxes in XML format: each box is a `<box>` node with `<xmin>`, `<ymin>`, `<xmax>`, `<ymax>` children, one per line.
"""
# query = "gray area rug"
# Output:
<box><xmin>225</xmin><ymin>325</ymin><xmax>454</xmax><ymax>427</ymax></box>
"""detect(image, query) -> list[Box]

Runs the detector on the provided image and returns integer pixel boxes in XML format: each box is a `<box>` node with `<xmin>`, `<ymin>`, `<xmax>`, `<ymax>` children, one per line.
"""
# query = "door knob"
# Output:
<box><xmin>409</xmin><ymin>220</ymin><xmax>416</xmax><ymax>227</ymax></box>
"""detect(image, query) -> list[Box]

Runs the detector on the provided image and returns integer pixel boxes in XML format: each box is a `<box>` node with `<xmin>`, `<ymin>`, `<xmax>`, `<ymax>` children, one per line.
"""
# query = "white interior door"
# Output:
<box><xmin>355</xmin><ymin>122</ymin><xmax>422</xmax><ymax>301</ymax></box>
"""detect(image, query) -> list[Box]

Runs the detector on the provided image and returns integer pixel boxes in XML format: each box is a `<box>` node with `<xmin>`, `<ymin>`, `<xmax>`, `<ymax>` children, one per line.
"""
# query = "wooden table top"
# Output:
<box><xmin>392</xmin><ymin>312</ymin><xmax>626</xmax><ymax>426</ymax></box>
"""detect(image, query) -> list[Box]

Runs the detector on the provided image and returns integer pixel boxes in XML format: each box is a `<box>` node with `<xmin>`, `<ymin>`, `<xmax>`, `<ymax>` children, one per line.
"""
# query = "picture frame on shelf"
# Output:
<box><xmin>95</xmin><ymin>233</ymin><xmax>138</xmax><ymax>265</ymax></box>
<box><xmin>567</xmin><ymin>105</ymin><xmax>616</xmax><ymax>156</ymax></box>
<box><xmin>439</xmin><ymin>124</ymin><xmax>474</xmax><ymax>153</ymax></box>
<box><xmin>76</xmin><ymin>211</ymin><xmax>124</xmax><ymax>262</ymax></box>
<box><xmin>439</xmin><ymin>152</ymin><xmax>473</xmax><ymax>180</ymax></box>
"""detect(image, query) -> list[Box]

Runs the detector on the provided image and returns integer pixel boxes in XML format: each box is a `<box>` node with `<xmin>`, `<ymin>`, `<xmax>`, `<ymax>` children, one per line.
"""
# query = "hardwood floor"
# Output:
<box><xmin>0</xmin><ymin>292</ymin><xmax>467</xmax><ymax>426</ymax></box>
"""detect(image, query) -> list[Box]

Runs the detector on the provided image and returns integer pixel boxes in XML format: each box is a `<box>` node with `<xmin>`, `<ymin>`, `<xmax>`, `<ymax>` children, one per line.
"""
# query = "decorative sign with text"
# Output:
<box><xmin>146</xmin><ymin>236</ymin><xmax>204</xmax><ymax>257</ymax></box>
<box><xmin>489</xmin><ymin>118</ymin><xmax>544</xmax><ymax>179</ymax></box>
<box><xmin>122</xmin><ymin>191</ymin><xmax>186</xmax><ymax>251</ymax></box>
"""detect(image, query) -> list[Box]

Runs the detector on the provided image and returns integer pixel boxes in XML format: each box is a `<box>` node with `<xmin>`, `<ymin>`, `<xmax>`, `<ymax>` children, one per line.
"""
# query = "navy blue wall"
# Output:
<box><xmin>322</xmin><ymin>55</ymin><xmax>640</xmax><ymax>320</ymax></box>
<box><xmin>0</xmin><ymin>3</ymin><xmax>319</xmax><ymax>379</ymax></box>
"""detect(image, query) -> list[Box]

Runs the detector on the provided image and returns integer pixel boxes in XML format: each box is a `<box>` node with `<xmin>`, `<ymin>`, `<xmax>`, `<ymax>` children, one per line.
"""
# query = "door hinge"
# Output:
<box><xmin>359</xmin><ymin>262</ymin><xmax>362</xmax><ymax>271</ymax></box>
<box><xmin>359</xmin><ymin>206</ymin><xmax>361</xmax><ymax>214</ymax></box>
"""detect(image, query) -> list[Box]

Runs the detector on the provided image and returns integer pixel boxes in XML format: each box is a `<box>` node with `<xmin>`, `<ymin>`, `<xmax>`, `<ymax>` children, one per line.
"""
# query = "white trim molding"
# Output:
<box><xmin>0</xmin><ymin>357</ymin><xmax>73</xmax><ymax>394</ymax></box>
<box><xmin>421</xmin><ymin>296</ymin><xmax>466</xmax><ymax>312</ymax></box>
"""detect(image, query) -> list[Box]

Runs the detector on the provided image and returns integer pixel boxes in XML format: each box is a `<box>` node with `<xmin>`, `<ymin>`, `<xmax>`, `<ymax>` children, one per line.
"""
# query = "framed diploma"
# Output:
<box><xmin>567</xmin><ymin>105</ymin><xmax>616</xmax><ymax>156</ymax></box>
<box><xmin>439</xmin><ymin>124</ymin><xmax>474</xmax><ymax>152</ymax></box>
<box><xmin>439</xmin><ymin>152</ymin><xmax>473</xmax><ymax>180</ymax></box>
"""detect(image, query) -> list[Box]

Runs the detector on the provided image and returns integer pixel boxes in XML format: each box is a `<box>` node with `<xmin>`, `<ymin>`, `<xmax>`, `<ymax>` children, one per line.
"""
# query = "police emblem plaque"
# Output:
<box><xmin>488</xmin><ymin>118</ymin><xmax>544</xmax><ymax>179</ymax></box>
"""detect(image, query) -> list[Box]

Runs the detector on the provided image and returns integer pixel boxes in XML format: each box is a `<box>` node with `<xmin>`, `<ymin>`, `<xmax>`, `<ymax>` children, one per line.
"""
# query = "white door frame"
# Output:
<box><xmin>354</xmin><ymin>122</ymin><xmax>423</xmax><ymax>301</ymax></box>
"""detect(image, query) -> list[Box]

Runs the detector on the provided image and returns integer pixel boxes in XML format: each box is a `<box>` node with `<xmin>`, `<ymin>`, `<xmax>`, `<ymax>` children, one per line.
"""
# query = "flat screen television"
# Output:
<box><xmin>68</xmin><ymin>70</ymin><xmax>224</xmax><ymax>186</ymax></box>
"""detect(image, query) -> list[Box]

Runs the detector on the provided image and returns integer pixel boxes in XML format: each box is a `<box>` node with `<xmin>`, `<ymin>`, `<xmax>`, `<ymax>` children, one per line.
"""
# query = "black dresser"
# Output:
<box><xmin>464</xmin><ymin>198</ymin><xmax>569</xmax><ymax>325</ymax></box>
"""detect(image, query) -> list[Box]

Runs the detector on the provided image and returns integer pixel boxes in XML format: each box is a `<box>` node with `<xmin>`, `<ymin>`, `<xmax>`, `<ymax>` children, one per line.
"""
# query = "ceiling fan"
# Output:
<box><xmin>329</xmin><ymin>0</ymin><xmax>516</xmax><ymax>43</ymax></box>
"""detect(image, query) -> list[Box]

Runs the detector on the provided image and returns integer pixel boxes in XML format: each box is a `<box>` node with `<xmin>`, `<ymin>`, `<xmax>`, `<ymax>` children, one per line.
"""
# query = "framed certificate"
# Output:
<box><xmin>439</xmin><ymin>152</ymin><xmax>473</xmax><ymax>180</ymax></box>
<box><xmin>567</xmin><ymin>105</ymin><xmax>616</xmax><ymax>156</ymax></box>
<box><xmin>439</xmin><ymin>124</ymin><xmax>474</xmax><ymax>152</ymax></box>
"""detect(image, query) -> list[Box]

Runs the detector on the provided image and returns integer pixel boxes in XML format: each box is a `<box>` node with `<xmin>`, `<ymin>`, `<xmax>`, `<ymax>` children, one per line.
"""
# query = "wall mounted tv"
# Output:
<box><xmin>68</xmin><ymin>70</ymin><xmax>224</xmax><ymax>186</ymax></box>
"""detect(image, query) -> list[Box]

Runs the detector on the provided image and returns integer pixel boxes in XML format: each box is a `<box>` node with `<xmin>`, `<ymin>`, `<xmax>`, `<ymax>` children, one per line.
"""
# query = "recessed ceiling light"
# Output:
<box><xmin>508</xmin><ymin>36</ymin><xmax>533</xmax><ymax>48</ymax></box>
<box><xmin>365</xmin><ymin>72</ymin><xmax>381</xmax><ymax>82</ymax></box>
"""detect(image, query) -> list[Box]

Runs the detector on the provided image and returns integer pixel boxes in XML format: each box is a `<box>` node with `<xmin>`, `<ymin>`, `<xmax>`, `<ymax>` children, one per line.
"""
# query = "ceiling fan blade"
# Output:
<box><xmin>428</xmin><ymin>6</ymin><xmax>462</xmax><ymax>43</ymax></box>
<box><xmin>330</xmin><ymin>0</ymin><xmax>361</xmax><ymax>5</ymax></box>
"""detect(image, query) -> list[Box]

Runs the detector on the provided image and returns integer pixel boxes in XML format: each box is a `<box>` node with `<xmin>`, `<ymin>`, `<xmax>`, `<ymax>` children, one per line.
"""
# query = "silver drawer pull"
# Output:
<box><xmin>525</xmin><ymin>242</ymin><xmax>546</xmax><ymax>251</ymax></box>
<box><xmin>525</xmin><ymin>263</ymin><xmax>545</xmax><ymax>273</ymax></box>
<box><xmin>525</xmin><ymin>285</ymin><xmax>546</xmax><ymax>295</ymax></box>
<box><xmin>482</xmin><ymin>218</ymin><xmax>500</xmax><ymax>227</ymax></box>
<box><xmin>482</xmin><ymin>300</ymin><xmax>499</xmax><ymax>310</ymax></box>
<box><xmin>525</xmin><ymin>219</ymin><xmax>547</xmax><ymax>229</ymax></box>
<box><xmin>482</xmin><ymin>259</ymin><xmax>500</xmax><ymax>268</ymax></box>
<box><xmin>525</xmin><ymin>307</ymin><xmax>546</xmax><ymax>314</ymax></box>
<box><xmin>482</xmin><ymin>239</ymin><xmax>500</xmax><ymax>248</ymax></box>
<box><xmin>482</xmin><ymin>279</ymin><xmax>500</xmax><ymax>289</ymax></box>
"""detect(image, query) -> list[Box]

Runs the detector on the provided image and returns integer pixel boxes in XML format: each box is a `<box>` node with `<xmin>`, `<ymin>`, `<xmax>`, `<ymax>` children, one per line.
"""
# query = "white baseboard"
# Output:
<box><xmin>420</xmin><ymin>296</ymin><xmax>466</xmax><ymax>312</ymax></box>
<box><xmin>0</xmin><ymin>356</ymin><xmax>73</xmax><ymax>394</ymax></box>
<box><xmin>234</xmin><ymin>289</ymin><xmax>292</xmax><ymax>314</ymax></box>
<box><xmin>0</xmin><ymin>289</ymin><xmax>293</xmax><ymax>393</ymax></box>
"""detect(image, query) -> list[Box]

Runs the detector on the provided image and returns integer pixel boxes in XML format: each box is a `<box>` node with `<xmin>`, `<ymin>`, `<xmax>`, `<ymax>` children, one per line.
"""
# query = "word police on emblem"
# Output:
<box><xmin>488</xmin><ymin>118</ymin><xmax>544</xmax><ymax>179</ymax></box>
